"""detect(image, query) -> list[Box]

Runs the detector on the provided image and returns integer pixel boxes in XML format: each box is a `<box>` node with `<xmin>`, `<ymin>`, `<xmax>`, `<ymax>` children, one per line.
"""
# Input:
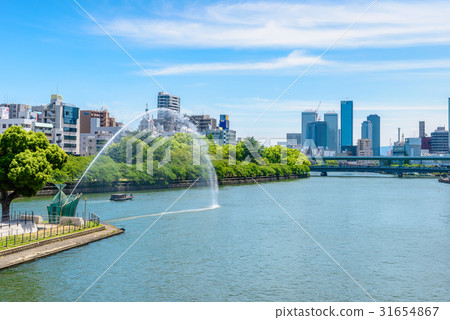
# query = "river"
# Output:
<box><xmin>0</xmin><ymin>174</ymin><xmax>449</xmax><ymax>302</ymax></box>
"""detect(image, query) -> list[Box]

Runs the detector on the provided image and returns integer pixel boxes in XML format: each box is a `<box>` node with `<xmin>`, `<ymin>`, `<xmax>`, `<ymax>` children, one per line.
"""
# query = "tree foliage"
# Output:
<box><xmin>0</xmin><ymin>126</ymin><xmax>68</xmax><ymax>221</ymax></box>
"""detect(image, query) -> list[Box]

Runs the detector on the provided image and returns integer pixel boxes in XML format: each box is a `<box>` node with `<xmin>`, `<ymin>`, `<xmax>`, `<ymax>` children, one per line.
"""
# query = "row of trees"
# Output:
<box><xmin>0</xmin><ymin>127</ymin><xmax>310</xmax><ymax>221</ymax></box>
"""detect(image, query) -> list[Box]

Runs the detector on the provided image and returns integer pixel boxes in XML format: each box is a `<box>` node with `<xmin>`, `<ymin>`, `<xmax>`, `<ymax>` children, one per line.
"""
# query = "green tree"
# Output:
<box><xmin>0</xmin><ymin>126</ymin><xmax>68</xmax><ymax>221</ymax></box>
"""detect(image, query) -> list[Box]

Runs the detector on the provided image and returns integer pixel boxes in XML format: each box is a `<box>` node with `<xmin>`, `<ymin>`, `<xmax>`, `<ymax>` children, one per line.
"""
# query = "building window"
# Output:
<box><xmin>63</xmin><ymin>105</ymin><xmax>79</xmax><ymax>125</ymax></box>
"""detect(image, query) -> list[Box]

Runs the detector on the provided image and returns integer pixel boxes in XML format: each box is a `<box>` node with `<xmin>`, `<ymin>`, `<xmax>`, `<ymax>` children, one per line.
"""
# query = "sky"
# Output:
<box><xmin>1</xmin><ymin>0</ymin><xmax>450</xmax><ymax>146</ymax></box>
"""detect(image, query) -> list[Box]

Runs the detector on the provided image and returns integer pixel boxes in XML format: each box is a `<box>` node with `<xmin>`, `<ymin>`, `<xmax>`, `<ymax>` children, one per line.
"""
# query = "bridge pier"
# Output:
<box><xmin>320</xmin><ymin>172</ymin><xmax>328</xmax><ymax>176</ymax></box>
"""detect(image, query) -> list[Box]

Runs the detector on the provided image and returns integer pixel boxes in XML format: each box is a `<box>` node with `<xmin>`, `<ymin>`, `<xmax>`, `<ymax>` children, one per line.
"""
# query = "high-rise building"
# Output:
<box><xmin>324</xmin><ymin>112</ymin><xmax>338</xmax><ymax>151</ymax></box>
<box><xmin>419</xmin><ymin>121</ymin><xmax>426</xmax><ymax>138</ymax></box>
<box><xmin>155</xmin><ymin>92</ymin><xmax>181</xmax><ymax>132</ymax></box>
<box><xmin>340</xmin><ymin>100</ymin><xmax>353</xmax><ymax>149</ymax></box>
<box><xmin>306</xmin><ymin>121</ymin><xmax>328</xmax><ymax>148</ymax></box>
<box><xmin>32</xmin><ymin>94</ymin><xmax>80</xmax><ymax>155</ymax></box>
<box><xmin>361</xmin><ymin>120</ymin><xmax>372</xmax><ymax>145</ymax></box>
<box><xmin>157</xmin><ymin>92</ymin><xmax>180</xmax><ymax>114</ymax></box>
<box><xmin>301</xmin><ymin>111</ymin><xmax>317</xmax><ymax>146</ymax></box>
<box><xmin>430</xmin><ymin>126</ymin><xmax>449</xmax><ymax>154</ymax></box>
<box><xmin>367</xmin><ymin>114</ymin><xmax>380</xmax><ymax>156</ymax></box>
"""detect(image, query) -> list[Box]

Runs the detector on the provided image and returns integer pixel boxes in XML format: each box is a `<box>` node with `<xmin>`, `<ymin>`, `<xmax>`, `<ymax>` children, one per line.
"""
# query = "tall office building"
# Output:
<box><xmin>419</xmin><ymin>121</ymin><xmax>426</xmax><ymax>138</ymax></box>
<box><xmin>301</xmin><ymin>111</ymin><xmax>317</xmax><ymax>146</ymax></box>
<box><xmin>340</xmin><ymin>100</ymin><xmax>353</xmax><ymax>149</ymax></box>
<box><xmin>324</xmin><ymin>112</ymin><xmax>338</xmax><ymax>151</ymax></box>
<box><xmin>367</xmin><ymin>114</ymin><xmax>380</xmax><ymax>156</ymax></box>
<box><xmin>361</xmin><ymin>120</ymin><xmax>373</xmax><ymax>146</ymax></box>
<box><xmin>306</xmin><ymin>121</ymin><xmax>328</xmax><ymax>148</ymax></box>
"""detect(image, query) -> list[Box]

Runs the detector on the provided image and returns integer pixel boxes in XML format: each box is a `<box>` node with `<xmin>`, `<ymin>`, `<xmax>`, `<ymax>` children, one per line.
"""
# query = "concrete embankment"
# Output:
<box><xmin>35</xmin><ymin>174</ymin><xmax>309</xmax><ymax>196</ymax></box>
<box><xmin>0</xmin><ymin>224</ymin><xmax>124</xmax><ymax>270</ymax></box>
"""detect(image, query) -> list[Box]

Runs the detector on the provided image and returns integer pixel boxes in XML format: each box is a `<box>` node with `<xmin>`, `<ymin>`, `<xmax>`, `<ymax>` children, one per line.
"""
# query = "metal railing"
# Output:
<box><xmin>0</xmin><ymin>211</ymin><xmax>101</xmax><ymax>250</ymax></box>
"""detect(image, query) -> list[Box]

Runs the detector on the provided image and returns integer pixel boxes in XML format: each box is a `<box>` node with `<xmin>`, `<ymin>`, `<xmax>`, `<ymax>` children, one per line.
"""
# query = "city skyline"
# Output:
<box><xmin>1</xmin><ymin>0</ymin><xmax>450</xmax><ymax>146</ymax></box>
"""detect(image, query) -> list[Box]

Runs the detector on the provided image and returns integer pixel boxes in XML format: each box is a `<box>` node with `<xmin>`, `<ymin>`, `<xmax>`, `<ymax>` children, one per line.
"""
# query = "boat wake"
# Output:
<box><xmin>107</xmin><ymin>205</ymin><xmax>220</xmax><ymax>223</ymax></box>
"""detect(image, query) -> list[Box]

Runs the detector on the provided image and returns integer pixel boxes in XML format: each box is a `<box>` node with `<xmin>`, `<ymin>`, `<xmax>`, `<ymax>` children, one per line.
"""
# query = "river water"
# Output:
<box><xmin>0</xmin><ymin>174</ymin><xmax>449</xmax><ymax>302</ymax></box>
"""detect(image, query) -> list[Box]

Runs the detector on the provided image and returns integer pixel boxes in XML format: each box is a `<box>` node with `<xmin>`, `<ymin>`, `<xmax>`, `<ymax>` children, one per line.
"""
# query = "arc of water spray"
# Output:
<box><xmin>67</xmin><ymin>109</ymin><xmax>156</xmax><ymax>199</ymax></box>
<box><xmin>68</xmin><ymin>109</ymin><xmax>219</xmax><ymax>209</ymax></box>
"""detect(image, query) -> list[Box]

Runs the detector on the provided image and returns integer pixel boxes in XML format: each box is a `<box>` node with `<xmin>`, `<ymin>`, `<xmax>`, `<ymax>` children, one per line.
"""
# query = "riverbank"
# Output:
<box><xmin>35</xmin><ymin>174</ymin><xmax>309</xmax><ymax>196</ymax></box>
<box><xmin>0</xmin><ymin>223</ymin><xmax>124</xmax><ymax>270</ymax></box>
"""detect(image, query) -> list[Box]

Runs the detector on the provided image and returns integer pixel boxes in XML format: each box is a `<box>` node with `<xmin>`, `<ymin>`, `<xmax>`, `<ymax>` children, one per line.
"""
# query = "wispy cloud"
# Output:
<box><xmin>101</xmin><ymin>1</ymin><xmax>450</xmax><ymax>49</ymax></box>
<box><xmin>146</xmin><ymin>50</ymin><xmax>325</xmax><ymax>75</ymax></box>
<box><xmin>142</xmin><ymin>50</ymin><xmax>450</xmax><ymax>75</ymax></box>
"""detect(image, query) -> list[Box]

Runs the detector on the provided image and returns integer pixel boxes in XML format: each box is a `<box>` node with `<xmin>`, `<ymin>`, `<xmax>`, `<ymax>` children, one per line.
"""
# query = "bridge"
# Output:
<box><xmin>307</xmin><ymin>156</ymin><xmax>450</xmax><ymax>177</ymax></box>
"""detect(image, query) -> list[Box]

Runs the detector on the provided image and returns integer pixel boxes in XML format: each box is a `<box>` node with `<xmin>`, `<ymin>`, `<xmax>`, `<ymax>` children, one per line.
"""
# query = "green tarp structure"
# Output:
<box><xmin>47</xmin><ymin>184</ymin><xmax>81</xmax><ymax>224</ymax></box>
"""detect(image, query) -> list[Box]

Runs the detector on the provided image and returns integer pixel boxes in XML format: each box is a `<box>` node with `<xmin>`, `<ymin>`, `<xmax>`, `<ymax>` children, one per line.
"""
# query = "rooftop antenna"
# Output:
<box><xmin>145</xmin><ymin>102</ymin><xmax>148</xmax><ymax>112</ymax></box>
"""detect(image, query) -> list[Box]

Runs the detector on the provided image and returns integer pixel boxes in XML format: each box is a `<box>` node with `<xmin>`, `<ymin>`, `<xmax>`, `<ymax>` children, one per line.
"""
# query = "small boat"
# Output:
<box><xmin>110</xmin><ymin>194</ymin><xmax>134</xmax><ymax>201</ymax></box>
<box><xmin>438</xmin><ymin>176</ymin><xmax>450</xmax><ymax>184</ymax></box>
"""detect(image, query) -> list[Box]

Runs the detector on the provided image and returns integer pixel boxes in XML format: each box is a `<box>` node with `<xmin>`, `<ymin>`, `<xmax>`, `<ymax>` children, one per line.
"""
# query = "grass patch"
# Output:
<box><xmin>0</xmin><ymin>222</ymin><xmax>102</xmax><ymax>251</ymax></box>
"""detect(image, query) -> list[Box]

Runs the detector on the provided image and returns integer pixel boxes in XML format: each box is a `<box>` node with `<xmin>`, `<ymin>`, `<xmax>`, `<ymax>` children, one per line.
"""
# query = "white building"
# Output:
<box><xmin>0</xmin><ymin>119</ymin><xmax>33</xmax><ymax>133</ymax></box>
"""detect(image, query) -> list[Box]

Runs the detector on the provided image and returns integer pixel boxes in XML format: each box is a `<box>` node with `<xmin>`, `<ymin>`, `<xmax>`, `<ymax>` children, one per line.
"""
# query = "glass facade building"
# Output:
<box><xmin>367</xmin><ymin>114</ymin><xmax>380</xmax><ymax>156</ymax></box>
<box><xmin>340</xmin><ymin>100</ymin><xmax>353</xmax><ymax>148</ymax></box>
<box><xmin>324</xmin><ymin>112</ymin><xmax>338</xmax><ymax>151</ymax></box>
<box><xmin>301</xmin><ymin>111</ymin><xmax>317</xmax><ymax>146</ymax></box>
<box><xmin>306</xmin><ymin>121</ymin><xmax>328</xmax><ymax>148</ymax></box>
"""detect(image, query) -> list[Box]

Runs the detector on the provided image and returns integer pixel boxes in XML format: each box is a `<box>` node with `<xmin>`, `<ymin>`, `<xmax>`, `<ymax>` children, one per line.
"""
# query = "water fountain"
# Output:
<box><xmin>69</xmin><ymin>107</ymin><xmax>219</xmax><ymax>220</ymax></box>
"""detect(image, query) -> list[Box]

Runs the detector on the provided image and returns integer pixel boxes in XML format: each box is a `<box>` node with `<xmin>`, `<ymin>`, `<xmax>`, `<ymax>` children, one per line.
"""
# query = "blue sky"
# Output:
<box><xmin>1</xmin><ymin>0</ymin><xmax>450</xmax><ymax>146</ymax></box>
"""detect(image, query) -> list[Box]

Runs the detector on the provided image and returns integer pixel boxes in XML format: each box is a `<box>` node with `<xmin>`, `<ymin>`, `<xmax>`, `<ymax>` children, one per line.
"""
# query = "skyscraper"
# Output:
<box><xmin>361</xmin><ymin>120</ymin><xmax>372</xmax><ymax>141</ymax></box>
<box><xmin>324</xmin><ymin>112</ymin><xmax>338</xmax><ymax>151</ymax></box>
<box><xmin>367</xmin><ymin>114</ymin><xmax>380</xmax><ymax>156</ymax></box>
<box><xmin>340</xmin><ymin>100</ymin><xmax>353</xmax><ymax>149</ymax></box>
<box><xmin>306</xmin><ymin>121</ymin><xmax>328</xmax><ymax>148</ymax></box>
<box><xmin>419</xmin><ymin>121</ymin><xmax>425</xmax><ymax>138</ymax></box>
<box><xmin>301</xmin><ymin>111</ymin><xmax>317</xmax><ymax>146</ymax></box>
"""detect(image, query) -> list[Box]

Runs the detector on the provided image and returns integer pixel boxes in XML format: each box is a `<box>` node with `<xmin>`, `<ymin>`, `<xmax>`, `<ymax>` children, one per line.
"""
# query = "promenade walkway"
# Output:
<box><xmin>0</xmin><ymin>224</ymin><xmax>123</xmax><ymax>270</ymax></box>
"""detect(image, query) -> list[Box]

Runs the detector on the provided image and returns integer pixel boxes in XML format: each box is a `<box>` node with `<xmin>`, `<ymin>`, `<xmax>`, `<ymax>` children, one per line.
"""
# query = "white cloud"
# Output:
<box><xmin>101</xmin><ymin>1</ymin><xmax>450</xmax><ymax>49</ymax></box>
<box><xmin>146</xmin><ymin>50</ymin><xmax>325</xmax><ymax>75</ymax></box>
<box><xmin>142</xmin><ymin>50</ymin><xmax>450</xmax><ymax>75</ymax></box>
